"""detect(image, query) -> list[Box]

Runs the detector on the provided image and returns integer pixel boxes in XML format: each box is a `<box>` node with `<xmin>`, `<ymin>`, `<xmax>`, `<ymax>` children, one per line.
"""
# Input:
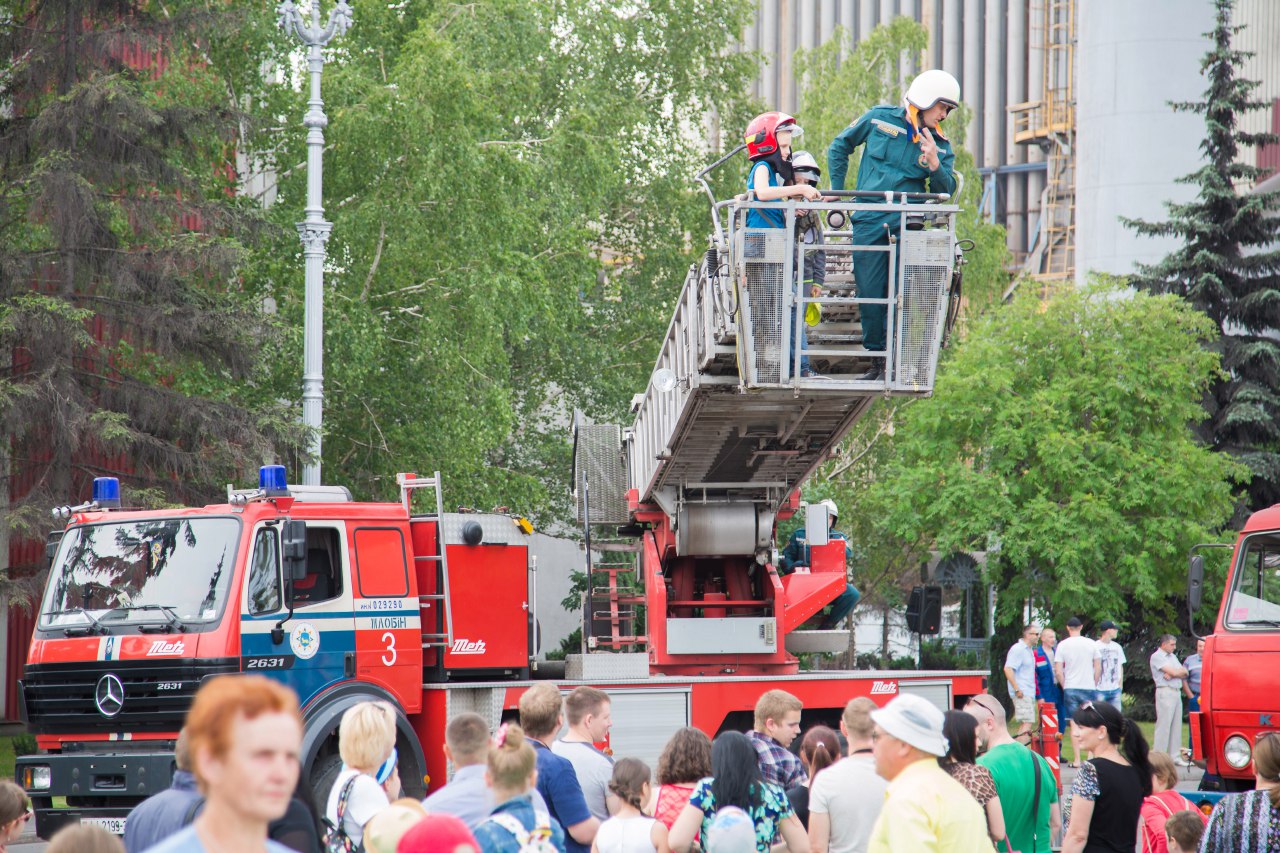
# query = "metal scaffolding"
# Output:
<box><xmin>1009</xmin><ymin>0</ymin><xmax>1076</xmax><ymax>288</ymax></box>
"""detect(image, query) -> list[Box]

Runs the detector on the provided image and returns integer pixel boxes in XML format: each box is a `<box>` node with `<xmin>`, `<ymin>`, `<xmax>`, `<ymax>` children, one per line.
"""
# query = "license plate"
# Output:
<box><xmin>81</xmin><ymin>817</ymin><xmax>127</xmax><ymax>835</ymax></box>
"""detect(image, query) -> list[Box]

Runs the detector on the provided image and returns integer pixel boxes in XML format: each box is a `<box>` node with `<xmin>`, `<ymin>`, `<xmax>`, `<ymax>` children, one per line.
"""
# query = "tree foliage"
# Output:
<box><xmin>0</xmin><ymin>0</ymin><xmax>300</xmax><ymax>554</ymax></box>
<box><xmin>1124</xmin><ymin>0</ymin><xmax>1280</xmax><ymax>513</ymax></box>
<box><xmin>244</xmin><ymin>0</ymin><xmax>757</xmax><ymax>521</ymax></box>
<box><xmin>861</xmin><ymin>282</ymin><xmax>1241</xmax><ymax>636</ymax></box>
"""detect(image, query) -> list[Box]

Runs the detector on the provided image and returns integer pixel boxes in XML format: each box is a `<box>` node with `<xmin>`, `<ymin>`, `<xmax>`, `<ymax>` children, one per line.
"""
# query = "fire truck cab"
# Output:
<box><xmin>18</xmin><ymin>469</ymin><xmax>535</xmax><ymax>838</ymax></box>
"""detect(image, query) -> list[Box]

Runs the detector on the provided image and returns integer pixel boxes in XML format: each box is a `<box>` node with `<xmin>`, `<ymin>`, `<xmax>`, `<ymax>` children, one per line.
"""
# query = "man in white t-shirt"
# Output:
<box><xmin>808</xmin><ymin>697</ymin><xmax>887</xmax><ymax>853</ymax></box>
<box><xmin>1095</xmin><ymin>620</ymin><xmax>1126</xmax><ymax>712</ymax></box>
<box><xmin>1053</xmin><ymin>616</ymin><xmax>1100</xmax><ymax>765</ymax></box>
<box><xmin>552</xmin><ymin>686</ymin><xmax>617</xmax><ymax>821</ymax></box>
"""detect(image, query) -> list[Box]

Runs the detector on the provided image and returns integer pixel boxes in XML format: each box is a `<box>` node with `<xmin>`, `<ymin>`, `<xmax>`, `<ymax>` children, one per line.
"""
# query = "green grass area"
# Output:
<box><xmin>0</xmin><ymin>736</ymin><xmax>15</xmax><ymax>782</ymax></box>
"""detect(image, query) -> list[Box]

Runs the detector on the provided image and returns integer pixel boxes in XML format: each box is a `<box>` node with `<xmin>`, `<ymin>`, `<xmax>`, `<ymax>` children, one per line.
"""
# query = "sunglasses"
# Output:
<box><xmin>968</xmin><ymin>696</ymin><xmax>1000</xmax><ymax>718</ymax></box>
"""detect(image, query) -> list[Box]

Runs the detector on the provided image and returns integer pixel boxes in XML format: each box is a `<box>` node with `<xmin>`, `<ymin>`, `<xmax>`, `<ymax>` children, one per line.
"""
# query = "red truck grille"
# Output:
<box><xmin>21</xmin><ymin>658</ymin><xmax>239</xmax><ymax>734</ymax></box>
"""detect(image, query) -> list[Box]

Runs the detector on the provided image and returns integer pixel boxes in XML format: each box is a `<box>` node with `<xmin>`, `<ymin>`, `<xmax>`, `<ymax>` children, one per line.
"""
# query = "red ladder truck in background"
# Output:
<box><xmin>16</xmin><ymin>164</ymin><xmax>981</xmax><ymax>839</ymax></box>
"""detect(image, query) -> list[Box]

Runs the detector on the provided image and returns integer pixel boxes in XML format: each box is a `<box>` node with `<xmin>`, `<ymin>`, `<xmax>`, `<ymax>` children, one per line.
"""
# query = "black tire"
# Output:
<box><xmin>396</xmin><ymin>735</ymin><xmax>427</xmax><ymax>801</ymax></box>
<box><xmin>310</xmin><ymin>752</ymin><xmax>344</xmax><ymax>818</ymax></box>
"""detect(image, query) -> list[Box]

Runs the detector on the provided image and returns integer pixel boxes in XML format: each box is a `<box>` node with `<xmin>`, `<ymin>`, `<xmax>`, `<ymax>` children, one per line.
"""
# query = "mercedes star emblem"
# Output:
<box><xmin>95</xmin><ymin>674</ymin><xmax>125</xmax><ymax>717</ymax></box>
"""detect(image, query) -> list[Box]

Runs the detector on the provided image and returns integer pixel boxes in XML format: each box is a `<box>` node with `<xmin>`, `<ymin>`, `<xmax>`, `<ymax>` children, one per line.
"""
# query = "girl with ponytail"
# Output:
<box><xmin>473</xmin><ymin>724</ymin><xmax>566</xmax><ymax>853</ymax></box>
<box><xmin>593</xmin><ymin>758</ymin><xmax>670</xmax><ymax>853</ymax></box>
<box><xmin>1062</xmin><ymin>700</ymin><xmax>1152</xmax><ymax>853</ymax></box>
<box><xmin>786</xmin><ymin>726</ymin><xmax>840</xmax><ymax>830</ymax></box>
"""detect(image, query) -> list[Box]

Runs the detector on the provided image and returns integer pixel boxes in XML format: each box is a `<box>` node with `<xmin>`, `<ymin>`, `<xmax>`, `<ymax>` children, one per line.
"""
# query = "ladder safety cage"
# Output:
<box><xmin>624</xmin><ymin>181</ymin><xmax>961</xmax><ymax>515</ymax></box>
<box><xmin>397</xmin><ymin>472</ymin><xmax>455</xmax><ymax>651</ymax></box>
<box><xmin>719</xmin><ymin>191</ymin><xmax>959</xmax><ymax>391</ymax></box>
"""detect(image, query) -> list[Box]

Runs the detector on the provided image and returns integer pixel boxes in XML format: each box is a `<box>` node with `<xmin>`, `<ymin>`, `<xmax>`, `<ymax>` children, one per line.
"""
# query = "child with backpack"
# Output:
<box><xmin>473</xmin><ymin>724</ymin><xmax>566</xmax><ymax>853</ymax></box>
<box><xmin>593</xmin><ymin>758</ymin><xmax>670</xmax><ymax>853</ymax></box>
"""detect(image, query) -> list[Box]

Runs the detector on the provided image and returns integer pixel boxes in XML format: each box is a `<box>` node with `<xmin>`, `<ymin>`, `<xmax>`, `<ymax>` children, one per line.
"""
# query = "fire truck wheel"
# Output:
<box><xmin>310</xmin><ymin>752</ymin><xmax>345</xmax><ymax>810</ymax></box>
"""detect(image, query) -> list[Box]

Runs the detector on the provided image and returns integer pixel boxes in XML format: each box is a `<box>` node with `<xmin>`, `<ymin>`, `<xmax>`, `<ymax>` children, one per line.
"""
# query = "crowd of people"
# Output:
<box><xmin>10</xmin><ymin>663</ymin><xmax>1274</xmax><ymax>853</ymax></box>
<box><xmin>1007</xmin><ymin>619</ymin><xmax>1207</xmax><ymax>768</ymax></box>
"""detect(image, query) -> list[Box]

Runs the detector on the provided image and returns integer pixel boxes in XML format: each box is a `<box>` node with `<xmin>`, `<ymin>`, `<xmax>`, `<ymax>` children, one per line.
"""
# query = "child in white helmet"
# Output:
<box><xmin>789</xmin><ymin>151</ymin><xmax>828</xmax><ymax>379</ymax></box>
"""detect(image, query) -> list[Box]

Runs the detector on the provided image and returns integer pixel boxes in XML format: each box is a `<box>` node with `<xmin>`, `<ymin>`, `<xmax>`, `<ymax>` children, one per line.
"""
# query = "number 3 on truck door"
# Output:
<box><xmin>381</xmin><ymin>632</ymin><xmax>396</xmax><ymax>666</ymax></box>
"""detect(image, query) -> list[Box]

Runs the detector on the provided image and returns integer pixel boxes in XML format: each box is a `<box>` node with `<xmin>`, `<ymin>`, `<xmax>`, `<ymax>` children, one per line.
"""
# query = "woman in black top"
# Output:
<box><xmin>785</xmin><ymin>726</ymin><xmax>839</xmax><ymax>829</ymax></box>
<box><xmin>1062</xmin><ymin>700</ymin><xmax>1152</xmax><ymax>853</ymax></box>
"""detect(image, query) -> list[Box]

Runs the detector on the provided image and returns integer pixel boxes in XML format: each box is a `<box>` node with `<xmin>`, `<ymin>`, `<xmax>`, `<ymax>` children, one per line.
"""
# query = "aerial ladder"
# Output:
<box><xmin>574</xmin><ymin>151</ymin><xmax>966</xmax><ymax>676</ymax></box>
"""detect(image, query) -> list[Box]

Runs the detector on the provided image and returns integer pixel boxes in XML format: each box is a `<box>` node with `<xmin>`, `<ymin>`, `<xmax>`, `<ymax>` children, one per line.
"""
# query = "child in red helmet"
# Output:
<box><xmin>743</xmin><ymin>113</ymin><xmax>824</xmax><ymax>380</ymax></box>
<box><xmin>743</xmin><ymin>112</ymin><xmax>823</xmax><ymax>229</ymax></box>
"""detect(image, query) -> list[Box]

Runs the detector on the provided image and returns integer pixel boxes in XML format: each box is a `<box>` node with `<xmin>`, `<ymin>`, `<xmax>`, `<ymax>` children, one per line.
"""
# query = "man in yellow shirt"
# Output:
<box><xmin>868</xmin><ymin>693</ymin><xmax>996</xmax><ymax>853</ymax></box>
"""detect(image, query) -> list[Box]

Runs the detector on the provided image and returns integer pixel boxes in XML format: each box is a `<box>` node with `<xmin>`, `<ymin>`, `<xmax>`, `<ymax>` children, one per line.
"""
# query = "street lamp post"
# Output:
<box><xmin>277</xmin><ymin>0</ymin><xmax>353</xmax><ymax>486</ymax></box>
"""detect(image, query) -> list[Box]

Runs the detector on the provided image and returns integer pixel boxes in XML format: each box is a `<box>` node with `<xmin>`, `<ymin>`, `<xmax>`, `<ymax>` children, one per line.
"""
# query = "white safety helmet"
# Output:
<box><xmin>791</xmin><ymin>150</ymin><xmax>821</xmax><ymax>182</ymax></box>
<box><xmin>817</xmin><ymin>498</ymin><xmax>839</xmax><ymax>521</ymax></box>
<box><xmin>904</xmin><ymin>69</ymin><xmax>961</xmax><ymax>111</ymax></box>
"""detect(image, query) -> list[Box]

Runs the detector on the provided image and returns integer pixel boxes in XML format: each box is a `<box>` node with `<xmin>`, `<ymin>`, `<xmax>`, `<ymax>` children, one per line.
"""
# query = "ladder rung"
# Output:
<box><xmin>415</xmin><ymin>555</ymin><xmax>443</xmax><ymax>562</ymax></box>
<box><xmin>419</xmin><ymin>594</ymin><xmax>446</xmax><ymax>601</ymax></box>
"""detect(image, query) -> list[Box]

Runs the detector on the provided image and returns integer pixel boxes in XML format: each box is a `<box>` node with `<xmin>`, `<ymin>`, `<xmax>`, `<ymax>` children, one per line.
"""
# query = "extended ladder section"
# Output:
<box><xmin>628</xmin><ymin>195</ymin><xmax>959</xmax><ymax>529</ymax></box>
<box><xmin>574</xmin><ymin>192</ymin><xmax>961</xmax><ymax>671</ymax></box>
<box><xmin>398</xmin><ymin>472</ymin><xmax>454</xmax><ymax>652</ymax></box>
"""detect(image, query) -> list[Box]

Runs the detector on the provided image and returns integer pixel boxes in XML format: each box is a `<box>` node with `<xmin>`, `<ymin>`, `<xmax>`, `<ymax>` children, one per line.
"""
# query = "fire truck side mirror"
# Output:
<box><xmin>1188</xmin><ymin>554</ymin><xmax>1205</xmax><ymax>613</ymax></box>
<box><xmin>45</xmin><ymin>531</ymin><xmax>64</xmax><ymax>569</ymax></box>
<box><xmin>282</xmin><ymin>520</ymin><xmax>308</xmax><ymax>581</ymax></box>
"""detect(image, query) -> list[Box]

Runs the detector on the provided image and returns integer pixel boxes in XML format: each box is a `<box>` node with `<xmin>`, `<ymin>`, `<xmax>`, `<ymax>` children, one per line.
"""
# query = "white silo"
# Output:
<box><xmin>1075</xmin><ymin>0</ymin><xmax>1216</xmax><ymax>281</ymax></box>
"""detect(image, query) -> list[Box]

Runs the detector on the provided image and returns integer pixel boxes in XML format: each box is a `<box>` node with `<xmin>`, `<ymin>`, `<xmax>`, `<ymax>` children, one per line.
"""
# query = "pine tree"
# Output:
<box><xmin>0</xmin><ymin>0</ymin><xmax>299</xmax><ymax>553</ymax></box>
<box><xmin>1125</xmin><ymin>0</ymin><xmax>1280</xmax><ymax>512</ymax></box>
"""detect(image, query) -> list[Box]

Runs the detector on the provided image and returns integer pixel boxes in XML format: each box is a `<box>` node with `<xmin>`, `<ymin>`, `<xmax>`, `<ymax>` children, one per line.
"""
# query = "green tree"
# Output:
<box><xmin>245</xmin><ymin>0</ymin><xmax>757</xmax><ymax>521</ymax></box>
<box><xmin>860</xmin><ymin>281</ymin><xmax>1241</xmax><ymax>682</ymax></box>
<box><xmin>0</xmin><ymin>2</ymin><xmax>299</xmax><ymax>560</ymax></box>
<box><xmin>1125</xmin><ymin>0</ymin><xmax>1280</xmax><ymax>513</ymax></box>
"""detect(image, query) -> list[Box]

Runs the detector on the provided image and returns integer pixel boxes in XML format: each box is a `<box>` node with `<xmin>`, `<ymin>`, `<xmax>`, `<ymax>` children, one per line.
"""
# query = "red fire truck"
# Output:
<box><xmin>1188</xmin><ymin>504</ymin><xmax>1280</xmax><ymax>789</ymax></box>
<box><xmin>17</xmin><ymin>187</ymin><xmax>977</xmax><ymax>839</ymax></box>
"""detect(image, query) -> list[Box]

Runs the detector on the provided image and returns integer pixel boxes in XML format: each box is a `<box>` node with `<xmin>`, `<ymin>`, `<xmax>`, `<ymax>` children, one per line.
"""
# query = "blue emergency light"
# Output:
<box><xmin>92</xmin><ymin>477</ymin><xmax>121</xmax><ymax>508</ymax></box>
<box><xmin>259</xmin><ymin>465</ymin><xmax>290</xmax><ymax>497</ymax></box>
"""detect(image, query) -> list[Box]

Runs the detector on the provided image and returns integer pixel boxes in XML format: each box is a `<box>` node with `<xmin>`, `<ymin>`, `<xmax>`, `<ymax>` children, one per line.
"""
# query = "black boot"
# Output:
<box><xmin>858</xmin><ymin>363</ymin><xmax>884</xmax><ymax>381</ymax></box>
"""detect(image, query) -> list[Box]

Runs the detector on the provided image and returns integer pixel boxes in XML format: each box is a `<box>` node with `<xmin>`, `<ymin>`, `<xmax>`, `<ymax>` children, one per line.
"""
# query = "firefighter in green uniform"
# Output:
<box><xmin>827</xmin><ymin>70</ymin><xmax>960</xmax><ymax>380</ymax></box>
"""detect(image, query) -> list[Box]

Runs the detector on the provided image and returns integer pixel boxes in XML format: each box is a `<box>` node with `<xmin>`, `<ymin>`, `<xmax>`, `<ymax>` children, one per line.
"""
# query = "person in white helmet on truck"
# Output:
<box><xmin>826</xmin><ymin>69</ymin><xmax>960</xmax><ymax>381</ymax></box>
<box><xmin>778</xmin><ymin>498</ymin><xmax>861</xmax><ymax>630</ymax></box>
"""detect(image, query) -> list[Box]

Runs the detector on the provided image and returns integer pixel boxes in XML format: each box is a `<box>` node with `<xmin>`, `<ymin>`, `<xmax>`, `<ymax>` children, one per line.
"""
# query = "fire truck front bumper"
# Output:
<box><xmin>17</xmin><ymin>751</ymin><xmax>175</xmax><ymax>840</ymax></box>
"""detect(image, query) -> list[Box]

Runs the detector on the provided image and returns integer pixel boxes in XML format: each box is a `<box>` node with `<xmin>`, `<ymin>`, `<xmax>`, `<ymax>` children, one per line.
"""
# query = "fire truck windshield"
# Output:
<box><xmin>1225</xmin><ymin>532</ymin><xmax>1280</xmax><ymax>630</ymax></box>
<box><xmin>38</xmin><ymin>517</ymin><xmax>240</xmax><ymax>633</ymax></box>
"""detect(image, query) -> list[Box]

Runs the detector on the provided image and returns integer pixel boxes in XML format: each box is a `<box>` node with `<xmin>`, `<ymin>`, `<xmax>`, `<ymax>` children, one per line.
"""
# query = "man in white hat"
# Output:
<box><xmin>867</xmin><ymin>693</ymin><xmax>995</xmax><ymax>853</ymax></box>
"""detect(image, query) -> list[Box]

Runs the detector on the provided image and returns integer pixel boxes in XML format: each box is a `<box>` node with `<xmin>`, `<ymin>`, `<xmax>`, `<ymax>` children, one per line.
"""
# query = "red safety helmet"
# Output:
<box><xmin>744</xmin><ymin>112</ymin><xmax>803</xmax><ymax>160</ymax></box>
